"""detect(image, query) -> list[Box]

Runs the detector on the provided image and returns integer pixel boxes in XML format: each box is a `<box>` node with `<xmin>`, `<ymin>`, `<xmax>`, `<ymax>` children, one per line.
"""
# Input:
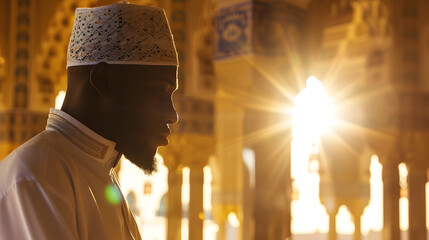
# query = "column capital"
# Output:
<box><xmin>377</xmin><ymin>147</ymin><xmax>402</xmax><ymax>168</ymax></box>
<box><xmin>188</xmin><ymin>158</ymin><xmax>208</xmax><ymax>171</ymax></box>
<box><xmin>160</xmin><ymin>148</ymin><xmax>184</xmax><ymax>172</ymax></box>
<box><xmin>159</xmin><ymin>134</ymin><xmax>214</xmax><ymax>170</ymax></box>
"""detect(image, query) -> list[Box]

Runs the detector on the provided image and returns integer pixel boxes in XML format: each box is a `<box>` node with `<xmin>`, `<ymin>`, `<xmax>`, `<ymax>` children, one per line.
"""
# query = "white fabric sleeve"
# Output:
<box><xmin>0</xmin><ymin>178</ymin><xmax>78</xmax><ymax>240</ymax></box>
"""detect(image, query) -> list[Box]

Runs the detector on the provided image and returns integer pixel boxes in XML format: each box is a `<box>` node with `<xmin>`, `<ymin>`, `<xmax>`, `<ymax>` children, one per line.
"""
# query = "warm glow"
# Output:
<box><xmin>182</xmin><ymin>167</ymin><xmax>190</xmax><ymax>206</ymax></box>
<box><xmin>398</xmin><ymin>163</ymin><xmax>409</xmax><ymax>231</ymax></box>
<box><xmin>361</xmin><ymin>155</ymin><xmax>383</xmax><ymax>233</ymax></box>
<box><xmin>291</xmin><ymin>138</ymin><xmax>329</xmax><ymax>233</ymax></box>
<box><xmin>337</xmin><ymin>205</ymin><xmax>354</xmax><ymax>234</ymax></box>
<box><xmin>293</xmin><ymin>76</ymin><xmax>334</xmax><ymax>142</ymax></box>
<box><xmin>291</xmin><ymin>77</ymin><xmax>384</xmax><ymax>236</ymax></box>
<box><xmin>227</xmin><ymin>212</ymin><xmax>240</xmax><ymax>228</ymax></box>
<box><xmin>203</xmin><ymin>165</ymin><xmax>213</xmax><ymax>212</ymax></box>
<box><xmin>182</xmin><ymin>167</ymin><xmax>190</xmax><ymax>240</ymax></box>
<box><xmin>400</xmin><ymin>197</ymin><xmax>409</xmax><ymax>231</ymax></box>
<box><xmin>55</xmin><ymin>90</ymin><xmax>66</xmax><ymax>109</ymax></box>
<box><xmin>399</xmin><ymin>163</ymin><xmax>408</xmax><ymax>189</ymax></box>
<box><xmin>291</xmin><ymin>76</ymin><xmax>334</xmax><ymax>234</ymax></box>
<box><xmin>118</xmin><ymin>157</ymin><xmax>217</xmax><ymax>240</ymax></box>
<box><xmin>118</xmin><ymin>154</ymin><xmax>168</xmax><ymax>240</ymax></box>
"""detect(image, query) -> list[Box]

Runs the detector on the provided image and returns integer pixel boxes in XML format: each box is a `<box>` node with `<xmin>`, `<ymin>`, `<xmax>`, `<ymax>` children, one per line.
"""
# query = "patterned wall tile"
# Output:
<box><xmin>214</xmin><ymin>1</ymin><xmax>306</xmax><ymax>60</ymax></box>
<box><xmin>214</xmin><ymin>2</ymin><xmax>253</xmax><ymax>60</ymax></box>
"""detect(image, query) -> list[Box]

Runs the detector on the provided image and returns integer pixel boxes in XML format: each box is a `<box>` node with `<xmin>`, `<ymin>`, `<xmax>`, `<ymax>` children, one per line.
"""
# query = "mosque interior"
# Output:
<box><xmin>1</xmin><ymin>0</ymin><xmax>429</xmax><ymax>239</ymax></box>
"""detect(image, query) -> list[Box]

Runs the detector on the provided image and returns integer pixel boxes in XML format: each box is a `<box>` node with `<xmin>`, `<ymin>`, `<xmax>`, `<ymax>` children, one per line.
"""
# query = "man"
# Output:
<box><xmin>0</xmin><ymin>2</ymin><xmax>178</xmax><ymax>239</ymax></box>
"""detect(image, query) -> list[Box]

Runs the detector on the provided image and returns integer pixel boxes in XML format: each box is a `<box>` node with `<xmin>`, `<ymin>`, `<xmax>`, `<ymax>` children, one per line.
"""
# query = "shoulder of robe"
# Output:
<box><xmin>0</xmin><ymin>130</ymin><xmax>77</xmax><ymax>197</ymax></box>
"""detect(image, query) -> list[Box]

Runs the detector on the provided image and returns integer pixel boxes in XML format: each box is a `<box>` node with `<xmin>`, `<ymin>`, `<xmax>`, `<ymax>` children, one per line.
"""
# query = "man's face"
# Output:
<box><xmin>105</xmin><ymin>65</ymin><xmax>178</xmax><ymax>174</ymax></box>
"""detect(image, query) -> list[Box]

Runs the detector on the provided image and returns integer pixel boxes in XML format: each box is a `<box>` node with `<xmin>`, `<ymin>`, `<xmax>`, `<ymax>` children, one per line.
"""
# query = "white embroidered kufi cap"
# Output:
<box><xmin>67</xmin><ymin>2</ymin><xmax>178</xmax><ymax>67</ymax></box>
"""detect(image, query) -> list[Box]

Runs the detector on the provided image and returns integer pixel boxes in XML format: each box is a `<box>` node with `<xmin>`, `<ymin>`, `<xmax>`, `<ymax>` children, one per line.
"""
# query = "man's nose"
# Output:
<box><xmin>165</xmin><ymin>99</ymin><xmax>178</xmax><ymax>125</ymax></box>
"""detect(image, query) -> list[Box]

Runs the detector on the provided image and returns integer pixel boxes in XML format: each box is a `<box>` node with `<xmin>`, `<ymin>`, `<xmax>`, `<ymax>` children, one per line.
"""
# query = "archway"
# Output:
<box><xmin>34</xmin><ymin>0</ymin><xmax>97</xmax><ymax>105</ymax></box>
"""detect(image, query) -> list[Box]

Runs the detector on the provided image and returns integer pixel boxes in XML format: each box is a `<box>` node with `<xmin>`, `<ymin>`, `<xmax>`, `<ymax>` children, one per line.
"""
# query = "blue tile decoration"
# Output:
<box><xmin>214</xmin><ymin>2</ymin><xmax>253</xmax><ymax>60</ymax></box>
<box><xmin>214</xmin><ymin>1</ymin><xmax>306</xmax><ymax>60</ymax></box>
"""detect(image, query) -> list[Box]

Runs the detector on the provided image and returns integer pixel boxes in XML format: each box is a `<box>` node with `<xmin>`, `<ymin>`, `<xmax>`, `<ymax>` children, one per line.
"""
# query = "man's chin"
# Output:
<box><xmin>123</xmin><ymin>150</ymin><xmax>159</xmax><ymax>175</ymax></box>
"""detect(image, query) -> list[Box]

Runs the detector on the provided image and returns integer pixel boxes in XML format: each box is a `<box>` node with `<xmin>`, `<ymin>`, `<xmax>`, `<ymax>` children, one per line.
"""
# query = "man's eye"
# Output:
<box><xmin>154</xmin><ymin>87</ymin><xmax>167</xmax><ymax>96</ymax></box>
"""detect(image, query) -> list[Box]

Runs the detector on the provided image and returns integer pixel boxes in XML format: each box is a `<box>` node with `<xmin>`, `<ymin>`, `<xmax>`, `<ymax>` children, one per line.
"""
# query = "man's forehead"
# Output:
<box><xmin>109</xmin><ymin>64</ymin><xmax>177</xmax><ymax>85</ymax></box>
<box><xmin>110</xmin><ymin>64</ymin><xmax>177</xmax><ymax>73</ymax></box>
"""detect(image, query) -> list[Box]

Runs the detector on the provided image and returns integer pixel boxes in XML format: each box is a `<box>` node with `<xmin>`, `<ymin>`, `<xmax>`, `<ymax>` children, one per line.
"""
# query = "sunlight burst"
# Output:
<box><xmin>293</xmin><ymin>76</ymin><xmax>335</xmax><ymax>142</ymax></box>
<box><xmin>291</xmin><ymin>76</ymin><xmax>337</xmax><ymax>234</ymax></box>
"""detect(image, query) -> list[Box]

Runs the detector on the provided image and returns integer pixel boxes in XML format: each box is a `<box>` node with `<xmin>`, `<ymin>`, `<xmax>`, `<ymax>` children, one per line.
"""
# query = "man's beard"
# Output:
<box><xmin>120</xmin><ymin>141</ymin><xmax>159</xmax><ymax>175</ymax></box>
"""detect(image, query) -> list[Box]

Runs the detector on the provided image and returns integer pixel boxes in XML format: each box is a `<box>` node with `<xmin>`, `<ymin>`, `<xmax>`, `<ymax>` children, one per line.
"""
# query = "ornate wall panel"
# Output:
<box><xmin>214</xmin><ymin>2</ymin><xmax>253</xmax><ymax>60</ymax></box>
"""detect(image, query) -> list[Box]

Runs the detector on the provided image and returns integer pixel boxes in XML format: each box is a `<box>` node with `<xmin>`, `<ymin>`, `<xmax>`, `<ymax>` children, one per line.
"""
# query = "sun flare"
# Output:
<box><xmin>293</xmin><ymin>76</ymin><xmax>335</xmax><ymax>142</ymax></box>
<box><xmin>291</xmin><ymin>75</ymin><xmax>388</xmax><ymax>236</ymax></box>
<box><xmin>291</xmin><ymin>76</ymin><xmax>337</xmax><ymax>234</ymax></box>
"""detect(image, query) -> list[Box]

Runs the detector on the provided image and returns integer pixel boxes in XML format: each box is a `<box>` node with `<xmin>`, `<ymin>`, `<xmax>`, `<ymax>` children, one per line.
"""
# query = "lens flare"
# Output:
<box><xmin>105</xmin><ymin>184</ymin><xmax>121</xmax><ymax>205</ymax></box>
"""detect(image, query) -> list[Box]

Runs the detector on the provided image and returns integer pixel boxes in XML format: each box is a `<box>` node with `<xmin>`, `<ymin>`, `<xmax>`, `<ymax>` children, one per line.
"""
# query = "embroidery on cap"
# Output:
<box><xmin>67</xmin><ymin>4</ymin><xmax>177</xmax><ymax>67</ymax></box>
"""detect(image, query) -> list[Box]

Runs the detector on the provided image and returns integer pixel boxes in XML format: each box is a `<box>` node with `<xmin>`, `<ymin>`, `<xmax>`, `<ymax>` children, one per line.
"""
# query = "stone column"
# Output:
<box><xmin>160</xmin><ymin>96</ymin><xmax>214</xmax><ymax>240</ymax></box>
<box><xmin>381</xmin><ymin>159</ymin><xmax>400</xmax><ymax>240</ymax></box>
<box><xmin>250</xmin><ymin>110</ymin><xmax>291</xmax><ymax>240</ymax></box>
<box><xmin>253</xmin><ymin>140</ymin><xmax>291</xmax><ymax>240</ymax></box>
<box><xmin>212</xmin><ymin>96</ymin><xmax>244</xmax><ymax>240</ymax></box>
<box><xmin>328</xmin><ymin>214</ymin><xmax>337</xmax><ymax>240</ymax></box>
<box><xmin>188</xmin><ymin>161</ymin><xmax>205</xmax><ymax>240</ymax></box>
<box><xmin>349</xmin><ymin>202</ymin><xmax>365</xmax><ymax>240</ymax></box>
<box><xmin>165</xmin><ymin>159</ymin><xmax>183</xmax><ymax>240</ymax></box>
<box><xmin>353</xmin><ymin>214</ymin><xmax>361</xmax><ymax>240</ymax></box>
<box><xmin>407</xmin><ymin>161</ymin><xmax>427</xmax><ymax>240</ymax></box>
<box><xmin>212</xmin><ymin>205</ymin><xmax>227</xmax><ymax>240</ymax></box>
<box><xmin>327</xmin><ymin>205</ymin><xmax>339</xmax><ymax>240</ymax></box>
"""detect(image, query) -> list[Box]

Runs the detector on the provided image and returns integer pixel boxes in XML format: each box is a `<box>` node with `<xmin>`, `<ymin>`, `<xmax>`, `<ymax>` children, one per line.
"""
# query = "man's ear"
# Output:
<box><xmin>90</xmin><ymin>62</ymin><xmax>110</xmax><ymax>97</ymax></box>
